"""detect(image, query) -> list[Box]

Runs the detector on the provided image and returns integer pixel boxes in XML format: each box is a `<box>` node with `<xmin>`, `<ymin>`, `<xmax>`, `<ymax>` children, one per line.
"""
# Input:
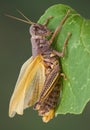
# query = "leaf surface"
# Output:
<box><xmin>38</xmin><ymin>4</ymin><xmax>90</xmax><ymax>115</ymax></box>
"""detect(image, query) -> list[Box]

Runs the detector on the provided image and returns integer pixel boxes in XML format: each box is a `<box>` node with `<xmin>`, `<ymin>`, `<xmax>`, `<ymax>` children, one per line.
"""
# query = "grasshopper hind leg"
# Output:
<box><xmin>43</xmin><ymin>16</ymin><xmax>53</xmax><ymax>26</ymax></box>
<box><xmin>34</xmin><ymin>78</ymin><xmax>61</xmax><ymax>122</ymax></box>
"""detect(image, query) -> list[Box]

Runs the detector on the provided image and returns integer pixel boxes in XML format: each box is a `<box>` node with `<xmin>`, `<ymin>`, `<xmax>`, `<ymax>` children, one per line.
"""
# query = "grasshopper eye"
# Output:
<box><xmin>29</xmin><ymin>24</ymin><xmax>37</xmax><ymax>35</ymax></box>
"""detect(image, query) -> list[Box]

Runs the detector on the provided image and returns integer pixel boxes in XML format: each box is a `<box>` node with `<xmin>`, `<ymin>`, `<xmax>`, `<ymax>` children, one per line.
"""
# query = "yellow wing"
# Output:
<box><xmin>9</xmin><ymin>55</ymin><xmax>45</xmax><ymax>117</ymax></box>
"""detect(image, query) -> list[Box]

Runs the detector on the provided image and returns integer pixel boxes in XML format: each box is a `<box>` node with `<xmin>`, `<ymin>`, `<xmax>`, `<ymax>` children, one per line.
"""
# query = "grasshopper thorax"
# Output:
<box><xmin>29</xmin><ymin>23</ymin><xmax>51</xmax><ymax>37</ymax></box>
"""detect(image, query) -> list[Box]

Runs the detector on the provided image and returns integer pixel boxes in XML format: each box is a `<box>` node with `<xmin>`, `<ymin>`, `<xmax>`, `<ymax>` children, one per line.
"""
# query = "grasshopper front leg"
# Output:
<box><xmin>53</xmin><ymin>32</ymin><xmax>71</xmax><ymax>57</ymax></box>
<box><xmin>49</xmin><ymin>10</ymin><xmax>71</xmax><ymax>45</ymax></box>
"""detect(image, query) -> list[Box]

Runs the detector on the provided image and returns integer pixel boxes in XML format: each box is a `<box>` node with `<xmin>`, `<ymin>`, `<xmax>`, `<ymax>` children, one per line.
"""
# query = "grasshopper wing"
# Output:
<box><xmin>35</xmin><ymin>64</ymin><xmax>60</xmax><ymax>105</ymax></box>
<box><xmin>9</xmin><ymin>55</ymin><xmax>45</xmax><ymax>117</ymax></box>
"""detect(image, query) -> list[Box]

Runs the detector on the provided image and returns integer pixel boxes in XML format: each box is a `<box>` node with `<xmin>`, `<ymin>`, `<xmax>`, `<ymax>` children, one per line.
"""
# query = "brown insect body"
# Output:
<box><xmin>30</xmin><ymin>23</ymin><xmax>61</xmax><ymax>122</ymax></box>
<box><xmin>7</xmin><ymin>10</ymin><xmax>71</xmax><ymax>123</ymax></box>
<box><xmin>29</xmin><ymin>9</ymin><xmax>71</xmax><ymax>121</ymax></box>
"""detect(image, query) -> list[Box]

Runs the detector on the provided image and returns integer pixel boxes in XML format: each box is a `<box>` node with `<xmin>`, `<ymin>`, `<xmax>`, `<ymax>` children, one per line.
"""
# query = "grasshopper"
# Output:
<box><xmin>7</xmin><ymin>10</ymin><xmax>71</xmax><ymax>122</ymax></box>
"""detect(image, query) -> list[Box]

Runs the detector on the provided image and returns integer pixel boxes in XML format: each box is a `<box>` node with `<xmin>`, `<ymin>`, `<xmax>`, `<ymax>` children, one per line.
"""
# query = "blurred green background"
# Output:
<box><xmin>0</xmin><ymin>0</ymin><xmax>90</xmax><ymax>130</ymax></box>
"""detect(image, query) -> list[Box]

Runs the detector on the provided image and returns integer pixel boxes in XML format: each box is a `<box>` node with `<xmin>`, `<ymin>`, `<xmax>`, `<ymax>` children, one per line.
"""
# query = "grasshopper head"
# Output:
<box><xmin>30</xmin><ymin>23</ymin><xmax>51</xmax><ymax>37</ymax></box>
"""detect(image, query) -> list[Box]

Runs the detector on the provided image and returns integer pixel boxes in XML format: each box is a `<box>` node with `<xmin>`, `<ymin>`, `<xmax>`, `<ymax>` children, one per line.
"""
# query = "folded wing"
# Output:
<box><xmin>9</xmin><ymin>55</ymin><xmax>45</xmax><ymax>117</ymax></box>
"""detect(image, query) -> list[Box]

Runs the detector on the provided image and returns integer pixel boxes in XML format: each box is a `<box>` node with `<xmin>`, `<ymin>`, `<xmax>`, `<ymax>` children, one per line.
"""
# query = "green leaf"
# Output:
<box><xmin>38</xmin><ymin>4</ymin><xmax>90</xmax><ymax>115</ymax></box>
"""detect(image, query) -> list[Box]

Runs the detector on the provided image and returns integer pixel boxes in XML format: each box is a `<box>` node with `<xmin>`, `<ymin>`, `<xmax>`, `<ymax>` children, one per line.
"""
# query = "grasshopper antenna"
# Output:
<box><xmin>5</xmin><ymin>9</ymin><xmax>35</xmax><ymax>25</ymax></box>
